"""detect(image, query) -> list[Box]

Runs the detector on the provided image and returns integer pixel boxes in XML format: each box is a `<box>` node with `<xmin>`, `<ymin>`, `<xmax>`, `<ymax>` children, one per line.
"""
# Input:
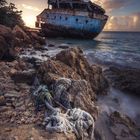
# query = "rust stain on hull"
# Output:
<box><xmin>41</xmin><ymin>23</ymin><xmax>99</xmax><ymax>39</ymax></box>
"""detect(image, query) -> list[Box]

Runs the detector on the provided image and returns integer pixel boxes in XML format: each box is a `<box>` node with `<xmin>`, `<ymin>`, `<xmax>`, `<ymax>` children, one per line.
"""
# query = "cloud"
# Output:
<box><xmin>94</xmin><ymin>0</ymin><xmax>133</xmax><ymax>13</ymax></box>
<box><xmin>104</xmin><ymin>12</ymin><xmax>140</xmax><ymax>31</ymax></box>
<box><xmin>22</xmin><ymin>4</ymin><xmax>41</xmax><ymax>12</ymax></box>
<box><xmin>93</xmin><ymin>0</ymin><xmax>140</xmax><ymax>31</ymax></box>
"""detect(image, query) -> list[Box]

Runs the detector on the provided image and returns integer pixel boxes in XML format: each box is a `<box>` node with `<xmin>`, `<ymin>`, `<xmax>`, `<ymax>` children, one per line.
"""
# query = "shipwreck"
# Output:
<box><xmin>36</xmin><ymin>0</ymin><xmax>108</xmax><ymax>39</ymax></box>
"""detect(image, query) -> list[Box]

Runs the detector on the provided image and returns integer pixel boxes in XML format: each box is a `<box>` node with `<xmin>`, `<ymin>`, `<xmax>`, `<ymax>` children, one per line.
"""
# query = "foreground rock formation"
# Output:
<box><xmin>0</xmin><ymin>47</ymin><xmax>109</xmax><ymax>140</ymax></box>
<box><xmin>0</xmin><ymin>39</ymin><xmax>139</xmax><ymax>140</ymax></box>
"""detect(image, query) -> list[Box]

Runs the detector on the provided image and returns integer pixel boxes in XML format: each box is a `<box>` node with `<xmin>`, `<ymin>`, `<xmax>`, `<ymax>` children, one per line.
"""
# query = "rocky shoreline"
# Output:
<box><xmin>0</xmin><ymin>24</ymin><xmax>140</xmax><ymax>140</ymax></box>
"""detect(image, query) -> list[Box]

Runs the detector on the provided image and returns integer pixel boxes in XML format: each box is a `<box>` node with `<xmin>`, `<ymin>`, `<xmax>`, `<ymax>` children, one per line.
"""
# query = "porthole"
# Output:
<box><xmin>65</xmin><ymin>17</ymin><xmax>68</xmax><ymax>20</ymax></box>
<box><xmin>76</xmin><ymin>18</ymin><xmax>78</xmax><ymax>22</ymax></box>
<box><xmin>86</xmin><ymin>20</ymin><xmax>88</xmax><ymax>24</ymax></box>
<box><xmin>60</xmin><ymin>16</ymin><xmax>62</xmax><ymax>19</ymax></box>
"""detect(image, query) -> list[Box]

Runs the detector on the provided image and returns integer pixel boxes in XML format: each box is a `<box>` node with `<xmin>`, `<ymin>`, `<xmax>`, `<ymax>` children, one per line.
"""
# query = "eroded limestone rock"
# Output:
<box><xmin>55</xmin><ymin>48</ymin><xmax>108</xmax><ymax>94</ymax></box>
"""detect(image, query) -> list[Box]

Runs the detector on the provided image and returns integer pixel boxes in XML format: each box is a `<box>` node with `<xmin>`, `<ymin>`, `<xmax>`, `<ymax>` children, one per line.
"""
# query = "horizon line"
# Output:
<box><xmin>103</xmin><ymin>31</ymin><xmax>140</xmax><ymax>32</ymax></box>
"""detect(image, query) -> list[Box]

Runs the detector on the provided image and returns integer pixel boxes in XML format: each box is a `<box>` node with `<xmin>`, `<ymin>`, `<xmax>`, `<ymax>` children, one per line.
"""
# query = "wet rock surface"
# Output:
<box><xmin>104</xmin><ymin>66</ymin><xmax>140</xmax><ymax>96</ymax></box>
<box><xmin>95</xmin><ymin>111</ymin><xmax>140</xmax><ymax>140</ymax></box>
<box><xmin>110</xmin><ymin>111</ymin><xmax>140</xmax><ymax>140</ymax></box>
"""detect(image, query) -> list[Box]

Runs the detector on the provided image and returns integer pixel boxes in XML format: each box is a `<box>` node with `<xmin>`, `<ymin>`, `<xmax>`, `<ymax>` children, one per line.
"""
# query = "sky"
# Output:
<box><xmin>7</xmin><ymin>0</ymin><xmax>140</xmax><ymax>31</ymax></box>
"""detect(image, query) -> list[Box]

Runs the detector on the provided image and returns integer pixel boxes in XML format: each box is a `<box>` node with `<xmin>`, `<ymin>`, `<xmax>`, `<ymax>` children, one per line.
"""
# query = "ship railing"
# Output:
<box><xmin>38</xmin><ymin>9</ymin><xmax>108</xmax><ymax>21</ymax></box>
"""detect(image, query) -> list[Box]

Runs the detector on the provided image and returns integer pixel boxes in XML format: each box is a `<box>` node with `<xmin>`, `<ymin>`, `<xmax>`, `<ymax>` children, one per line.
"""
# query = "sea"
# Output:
<box><xmin>47</xmin><ymin>31</ymin><xmax>140</xmax><ymax>69</ymax></box>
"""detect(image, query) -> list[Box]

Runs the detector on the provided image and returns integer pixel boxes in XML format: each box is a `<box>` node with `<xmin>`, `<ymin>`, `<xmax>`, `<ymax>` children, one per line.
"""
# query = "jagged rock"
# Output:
<box><xmin>105</xmin><ymin>66</ymin><xmax>140</xmax><ymax>95</ymax></box>
<box><xmin>38</xmin><ymin>59</ymin><xmax>81</xmax><ymax>85</ymax></box>
<box><xmin>55</xmin><ymin>48</ymin><xmax>108</xmax><ymax>94</ymax></box>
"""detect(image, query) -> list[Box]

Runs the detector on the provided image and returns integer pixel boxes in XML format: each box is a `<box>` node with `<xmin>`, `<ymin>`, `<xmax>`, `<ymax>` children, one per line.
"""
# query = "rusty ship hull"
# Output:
<box><xmin>36</xmin><ymin>1</ymin><xmax>108</xmax><ymax>39</ymax></box>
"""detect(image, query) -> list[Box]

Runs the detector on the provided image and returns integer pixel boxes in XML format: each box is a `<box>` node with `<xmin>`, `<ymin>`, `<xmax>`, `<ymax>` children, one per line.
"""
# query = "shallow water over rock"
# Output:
<box><xmin>98</xmin><ymin>88</ymin><xmax>140</xmax><ymax>124</ymax></box>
